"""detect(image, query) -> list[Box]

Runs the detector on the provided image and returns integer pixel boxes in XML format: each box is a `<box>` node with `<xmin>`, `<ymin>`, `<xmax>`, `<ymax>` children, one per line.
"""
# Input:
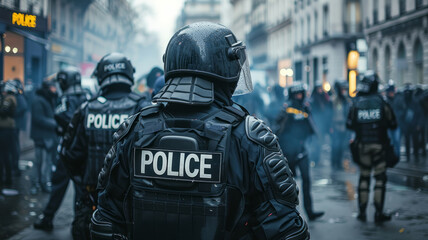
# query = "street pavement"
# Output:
<box><xmin>2</xmin><ymin>144</ymin><xmax>428</xmax><ymax>239</ymax></box>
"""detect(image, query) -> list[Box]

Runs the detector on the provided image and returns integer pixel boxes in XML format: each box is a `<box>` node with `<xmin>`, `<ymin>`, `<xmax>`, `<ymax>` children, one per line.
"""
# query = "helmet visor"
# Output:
<box><xmin>233</xmin><ymin>50</ymin><xmax>253</xmax><ymax>96</ymax></box>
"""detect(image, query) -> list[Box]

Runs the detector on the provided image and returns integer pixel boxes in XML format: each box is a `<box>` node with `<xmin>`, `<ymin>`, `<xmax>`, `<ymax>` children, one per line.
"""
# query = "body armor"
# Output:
<box><xmin>354</xmin><ymin>95</ymin><xmax>387</xmax><ymax>143</ymax></box>
<box><xmin>83</xmin><ymin>92</ymin><xmax>142</xmax><ymax>186</ymax></box>
<box><xmin>130</xmin><ymin>104</ymin><xmax>244</xmax><ymax>239</ymax></box>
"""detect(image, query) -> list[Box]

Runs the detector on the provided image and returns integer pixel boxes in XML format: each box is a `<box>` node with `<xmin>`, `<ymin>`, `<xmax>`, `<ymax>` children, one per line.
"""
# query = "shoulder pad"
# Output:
<box><xmin>112</xmin><ymin>113</ymin><xmax>139</xmax><ymax>143</ymax></box>
<box><xmin>139</xmin><ymin>103</ymin><xmax>163</xmax><ymax>117</ymax></box>
<box><xmin>128</xmin><ymin>92</ymin><xmax>144</xmax><ymax>102</ymax></box>
<box><xmin>245</xmin><ymin>116</ymin><xmax>278</xmax><ymax>151</ymax></box>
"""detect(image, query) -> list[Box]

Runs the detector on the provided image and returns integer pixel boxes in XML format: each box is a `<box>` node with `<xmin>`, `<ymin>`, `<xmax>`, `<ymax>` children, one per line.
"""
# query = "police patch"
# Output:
<box><xmin>133</xmin><ymin>148</ymin><xmax>222</xmax><ymax>183</ymax></box>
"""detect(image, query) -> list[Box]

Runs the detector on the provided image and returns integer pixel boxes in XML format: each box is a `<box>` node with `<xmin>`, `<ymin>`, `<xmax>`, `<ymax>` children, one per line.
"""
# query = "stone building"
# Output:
<box><xmin>293</xmin><ymin>0</ymin><xmax>364</xmax><ymax>90</ymax></box>
<box><xmin>176</xmin><ymin>0</ymin><xmax>222</xmax><ymax>29</ymax></box>
<box><xmin>362</xmin><ymin>0</ymin><xmax>428</xmax><ymax>86</ymax></box>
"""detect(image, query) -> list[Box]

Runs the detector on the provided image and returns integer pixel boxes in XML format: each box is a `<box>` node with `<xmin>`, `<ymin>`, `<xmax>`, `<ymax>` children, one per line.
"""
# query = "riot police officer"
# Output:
<box><xmin>346</xmin><ymin>72</ymin><xmax>397</xmax><ymax>222</ymax></box>
<box><xmin>275</xmin><ymin>83</ymin><xmax>324</xmax><ymax>221</ymax></box>
<box><xmin>34</xmin><ymin>66</ymin><xmax>88</xmax><ymax>231</ymax></box>
<box><xmin>61</xmin><ymin>53</ymin><xmax>150</xmax><ymax>239</ymax></box>
<box><xmin>91</xmin><ymin>22</ymin><xmax>308</xmax><ymax>240</ymax></box>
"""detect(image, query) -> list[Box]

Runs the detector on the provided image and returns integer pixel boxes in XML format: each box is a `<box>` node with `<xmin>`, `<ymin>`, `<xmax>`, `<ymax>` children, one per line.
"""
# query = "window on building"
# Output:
<box><xmin>346</xmin><ymin>0</ymin><xmax>360</xmax><ymax>33</ymax></box>
<box><xmin>313</xmin><ymin>57</ymin><xmax>319</xmax><ymax>83</ymax></box>
<box><xmin>307</xmin><ymin>15</ymin><xmax>311</xmax><ymax>43</ymax></box>
<box><xmin>384</xmin><ymin>45</ymin><xmax>391</xmax><ymax>81</ymax></box>
<box><xmin>61</xmin><ymin>24</ymin><xmax>66</xmax><ymax>37</ymax></box>
<box><xmin>399</xmin><ymin>0</ymin><xmax>406</xmax><ymax>15</ymax></box>
<box><xmin>373</xmin><ymin>0</ymin><xmax>378</xmax><ymax>24</ymax></box>
<box><xmin>413</xmin><ymin>39</ymin><xmax>423</xmax><ymax>84</ymax></box>
<box><xmin>295</xmin><ymin>61</ymin><xmax>303</xmax><ymax>81</ymax></box>
<box><xmin>396</xmin><ymin>43</ymin><xmax>407</xmax><ymax>84</ymax></box>
<box><xmin>322</xmin><ymin>57</ymin><xmax>328</xmax><ymax>83</ymax></box>
<box><xmin>372</xmin><ymin>48</ymin><xmax>379</xmax><ymax>73</ymax></box>
<box><xmin>323</xmin><ymin>5</ymin><xmax>329</xmax><ymax>37</ymax></box>
<box><xmin>416</xmin><ymin>0</ymin><xmax>423</xmax><ymax>9</ymax></box>
<box><xmin>314</xmin><ymin>11</ymin><xmax>318</xmax><ymax>41</ymax></box>
<box><xmin>385</xmin><ymin>0</ymin><xmax>391</xmax><ymax>20</ymax></box>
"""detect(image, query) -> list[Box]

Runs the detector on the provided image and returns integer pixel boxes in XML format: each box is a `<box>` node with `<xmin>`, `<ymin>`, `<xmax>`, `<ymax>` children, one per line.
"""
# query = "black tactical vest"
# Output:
<box><xmin>131</xmin><ymin>104</ymin><xmax>245</xmax><ymax>240</ymax></box>
<box><xmin>83</xmin><ymin>93</ymin><xmax>143</xmax><ymax>186</ymax></box>
<box><xmin>354</xmin><ymin>94</ymin><xmax>387</xmax><ymax>143</ymax></box>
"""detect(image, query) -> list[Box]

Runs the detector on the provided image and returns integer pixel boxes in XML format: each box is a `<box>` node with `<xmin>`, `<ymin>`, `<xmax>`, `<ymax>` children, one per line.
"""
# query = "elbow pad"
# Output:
<box><xmin>90</xmin><ymin>210</ymin><xmax>128</xmax><ymax>240</ymax></box>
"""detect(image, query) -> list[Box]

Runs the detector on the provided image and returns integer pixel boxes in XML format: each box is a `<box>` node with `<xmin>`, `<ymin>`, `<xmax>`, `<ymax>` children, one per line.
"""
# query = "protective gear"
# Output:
<box><xmin>154</xmin><ymin>22</ymin><xmax>252</xmax><ymax>105</ymax></box>
<box><xmin>4</xmin><ymin>79</ymin><xmax>22</xmax><ymax>95</ymax></box>
<box><xmin>288</xmin><ymin>83</ymin><xmax>307</xmax><ymax>101</ymax></box>
<box><xmin>91</xmin><ymin>210</ymin><xmax>128</xmax><ymax>240</ymax></box>
<box><xmin>56</xmin><ymin>66</ymin><xmax>82</xmax><ymax>92</ymax></box>
<box><xmin>63</xmin><ymin>92</ymin><xmax>144</xmax><ymax>186</ymax></box>
<box><xmin>92</xmin><ymin>53</ymin><xmax>135</xmax><ymax>89</ymax></box>
<box><xmin>350</xmin><ymin>95</ymin><xmax>389</xmax><ymax>144</ymax></box>
<box><xmin>357</xmin><ymin>71</ymin><xmax>380</xmax><ymax>94</ymax></box>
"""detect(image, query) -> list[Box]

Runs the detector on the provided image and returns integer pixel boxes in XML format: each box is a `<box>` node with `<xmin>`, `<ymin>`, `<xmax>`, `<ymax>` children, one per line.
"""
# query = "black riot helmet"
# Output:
<box><xmin>153</xmin><ymin>22</ymin><xmax>253</xmax><ymax>105</ymax></box>
<box><xmin>56</xmin><ymin>66</ymin><xmax>81</xmax><ymax>91</ymax></box>
<box><xmin>92</xmin><ymin>52</ymin><xmax>135</xmax><ymax>89</ymax></box>
<box><xmin>288</xmin><ymin>82</ymin><xmax>307</xmax><ymax>100</ymax></box>
<box><xmin>357</xmin><ymin>71</ymin><xmax>380</xmax><ymax>94</ymax></box>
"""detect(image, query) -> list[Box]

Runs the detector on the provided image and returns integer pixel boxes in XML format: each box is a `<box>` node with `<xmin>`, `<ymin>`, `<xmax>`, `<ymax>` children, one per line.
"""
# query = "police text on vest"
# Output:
<box><xmin>87</xmin><ymin>113</ymin><xmax>128</xmax><ymax>129</ymax></box>
<box><xmin>133</xmin><ymin>148</ymin><xmax>222</xmax><ymax>183</ymax></box>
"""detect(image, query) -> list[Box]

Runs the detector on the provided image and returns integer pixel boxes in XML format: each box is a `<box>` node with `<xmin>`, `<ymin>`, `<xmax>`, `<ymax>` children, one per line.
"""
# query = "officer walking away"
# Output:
<box><xmin>91</xmin><ymin>22</ymin><xmax>308</xmax><ymax>240</ymax></box>
<box><xmin>346</xmin><ymin>72</ymin><xmax>397</xmax><ymax>223</ymax></box>
<box><xmin>61</xmin><ymin>53</ymin><xmax>150</xmax><ymax>240</ymax></box>
<box><xmin>384</xmin><ymin>81</ymin><xmax>405</xmax><ymax>157</ymax></box>
<box><xmin>0</xmin><ymin>80</ymin><xmax>17</xmax><ymax>192</ymax></box>
<box><xmin>34</xmin><ymin>67</ymin><xmax>88</xmax><ymax>231</ymax></box>
<box><xmin>30</xmin><ymin>79</ymin><xmax>58</xmax><ymax>195</ymax></box>
<box><xmin>275</xmin><ymin>83</ymin><xmax>324</xmax><ymax>221</ymax></box>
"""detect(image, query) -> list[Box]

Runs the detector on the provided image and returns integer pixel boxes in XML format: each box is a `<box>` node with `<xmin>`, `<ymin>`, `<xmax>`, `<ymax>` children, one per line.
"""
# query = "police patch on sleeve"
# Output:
<box><xmin>133</xmin><ymin>148</ymin><xmax>222</xmax><ymax>183</ymax></box>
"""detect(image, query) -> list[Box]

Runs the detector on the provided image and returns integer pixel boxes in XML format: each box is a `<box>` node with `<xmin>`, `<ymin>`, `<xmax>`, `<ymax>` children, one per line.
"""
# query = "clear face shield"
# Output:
<box><xmin>225</xmin><ymin>37</ymin><xmax>253</xmax><ymax>96</ymax></box>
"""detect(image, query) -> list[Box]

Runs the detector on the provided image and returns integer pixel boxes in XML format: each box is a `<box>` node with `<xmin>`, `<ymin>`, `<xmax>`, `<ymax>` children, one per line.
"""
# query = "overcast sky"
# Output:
<box><xmin>135</xmin><ymin>0</ymin><xmax>186</xmax><ymax>52</ymax></box>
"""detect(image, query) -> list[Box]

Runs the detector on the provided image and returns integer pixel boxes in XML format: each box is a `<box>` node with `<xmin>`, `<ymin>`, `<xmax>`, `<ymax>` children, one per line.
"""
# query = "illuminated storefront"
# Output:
<box><xmin>0</xmin><ymin>6</ymin><xmax>48</xmax><ymax>87</ymax></box>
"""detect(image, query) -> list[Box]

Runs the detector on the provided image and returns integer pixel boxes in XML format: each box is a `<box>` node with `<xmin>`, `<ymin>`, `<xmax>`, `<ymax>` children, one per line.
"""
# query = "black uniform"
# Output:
<box><xmin>34</xmin><ymin>67</ymin><xmax>88</xmax><ymax>231</ymax></box>
<box><xmin>61</xmin><ymin>53</ymin><xmax>150</xmax><ymax>240</ymax></box>
<box><xmin>275</xmin><ymin>83</ymin><xmax>324</xmax><ymax>221</ymax></box>
<box><xmin>91</xmin><ymin>22</ymin><xmax>308</xmax><ymax>240</ymax></box>
<box><xmin>346</xmin><ymin>72</ymin><xmax>397</xmax><ymax>223</ymax></box>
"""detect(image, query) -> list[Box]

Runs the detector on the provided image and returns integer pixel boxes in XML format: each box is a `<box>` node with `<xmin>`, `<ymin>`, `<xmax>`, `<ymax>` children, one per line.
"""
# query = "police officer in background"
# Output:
<box><xmin>91</xmin><ymin>22</ymin><xmax>308</xmax><ymax>240</ymax></box>
<box><xmin>61</xmin><ymin>53</ymin><xmax>150</xmax><ymax>240</ymax></box>
<box><xmin>275</xmin><ymin>83</ymin><xmax>324</xmax><ymax>221</ymax></box>
<box><xmin>346</xmin><ymin>72</ymin><xmax>397</xmax><ymax>223</ymax></box>
<box><xmin>34</xmin><ymin>67</ymin><xmax>88</xmax><ymax>231</ymax></box>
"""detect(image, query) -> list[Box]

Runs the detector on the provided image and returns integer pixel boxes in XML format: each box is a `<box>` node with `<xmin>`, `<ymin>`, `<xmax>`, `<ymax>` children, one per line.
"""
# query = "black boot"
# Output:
<box><xmin>34</xmin><ymin>216</ymin><xmax>53</xmax><ymax>231</ymax></box>
<box><xmin>375</xmin><ymin>212</ymin><xmax>391</xmax><ymax>223</ymax></box>
<box><xmin>308</xmin><ymin>211</ymin><xmax>324</xmax><ymax>221</ymax></box>
<box><xmin>357</xmin><ymin>212</ymin><xmax>367</xmax><ymax>222</ymax></box>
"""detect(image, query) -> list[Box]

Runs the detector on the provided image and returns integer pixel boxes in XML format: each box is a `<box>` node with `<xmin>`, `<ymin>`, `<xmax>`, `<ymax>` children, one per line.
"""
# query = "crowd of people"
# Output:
<box><xmin>0</xmin><ymin>21</ymin><xmax>427</xmax><ymax>239</ymax></box>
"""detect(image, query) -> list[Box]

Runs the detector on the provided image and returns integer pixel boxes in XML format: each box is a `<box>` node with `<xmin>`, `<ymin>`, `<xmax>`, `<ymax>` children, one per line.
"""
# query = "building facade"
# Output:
<box><xmin>362</xmin><ymin>0</ymin><xmax>428</xmax><ymax>86</ymax></box>
<box><xmin>176</xmin><ymin>0</ymin><xmax>222</xmax><ymax>30</ymax></box>
<box><xmin>293</xmin><ymin>0</ymin><xmax>364</xmax><ymax>90</ymax></box>
<box><xmin>0</xmin><ymin>0</ymin><xmax>49</xmax><ymax>87</ymax></box>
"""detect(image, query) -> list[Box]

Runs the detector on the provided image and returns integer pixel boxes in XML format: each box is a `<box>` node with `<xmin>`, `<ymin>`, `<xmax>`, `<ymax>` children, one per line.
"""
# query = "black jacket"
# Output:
<box><xmin>30</xmin><ymin>88</ymin><xmax>58</xmax><ymax>148</ymax></box>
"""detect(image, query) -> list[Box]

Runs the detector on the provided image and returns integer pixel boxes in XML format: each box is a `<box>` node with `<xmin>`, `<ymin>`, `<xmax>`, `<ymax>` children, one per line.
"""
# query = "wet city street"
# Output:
<box><xmin>0</xmin><ymin>143</ymin><xmax>427</xmax><ymax>240</ymax></box>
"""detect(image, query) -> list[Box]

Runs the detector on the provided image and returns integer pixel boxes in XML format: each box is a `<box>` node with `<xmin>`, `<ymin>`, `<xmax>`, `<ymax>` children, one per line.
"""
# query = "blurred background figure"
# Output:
<box><xmin>330</xmin><ymin>80</ymin><xmax>351</xmax><ymax>170</ymax></box>
<box><xmin>10</xmin><ymin>79</ymin><xmax>28</xmax><ymax>177</ymax></box>
<box><xmin>384</xmin><ymin>81</ymin><xmax>405</xmax><ymax>157</ymax></box>
<box><xmin>0</xmin><ymin>80</ymin><xmax>18</xmax><ymax>194</ymax></box>
<box><xmin>34</xmin><ymin>66</ymin><xmax>89</xmax><ymax>231</ymax></box>
<box><xmin>30</xmin><ymin>79</ymin><xmax>58</xmax><ymax>195</ymax></box>
<box><xmin>402</xmin><ymin>84</ymin><xmax>424</xmax><ymax>161</ymax></box>
<box><xmin>264</xmin><ymin>84</ymin><xmax>285</xmax><ymax>126</ymax></box>
<box><xmin>146</xmin><ymin>66</ymin><xmax>164</xmax><ymax>99</ymax></box>
<box><xmin>309</xmin><ymin>82</ymin><xmax>333</xmax><ymax>166</ymax></box>
<box><xmin>233</xmin><ymin>82</ymin><xmax>266</xmax><ymax>119</ymax></box>
<box><xmin>275</xmin><ymin>82</ymin><xmax>324</xmax><ymax>221</ymax></box>
<box><xmin>413</xmin><ymin>85</ymin><xmax>427</xmax><ymax>158</ymax></box>
<box><xmin>153</xmin><ymin>74</ymin><xmax>165</xmax><ymax>97</ymax></box>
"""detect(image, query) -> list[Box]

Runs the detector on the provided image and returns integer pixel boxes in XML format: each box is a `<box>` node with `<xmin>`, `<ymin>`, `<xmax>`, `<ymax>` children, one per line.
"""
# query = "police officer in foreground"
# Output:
<box><xmin>275</xmin><ymin>83</ymin><xmax>324</xmax><ymax>221</ymax></box>
<box><xmin>34</xmin><ymin>67</ymin><xmax>88</xmax><ymax>231</ymax></box>
<box><xmin>61</xmin><ymin>53</ymin><xmax>150</xmax><ymax>239</ymax></box>
<box><xmin>346</xmin><ymin>72</ymin><xmax>397</xmax><ymax>223</ymax></box>
<box><xmin>91</xmin><ymin>22</ymin><xmax>308</xmax><ymax>240</ymax></box>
